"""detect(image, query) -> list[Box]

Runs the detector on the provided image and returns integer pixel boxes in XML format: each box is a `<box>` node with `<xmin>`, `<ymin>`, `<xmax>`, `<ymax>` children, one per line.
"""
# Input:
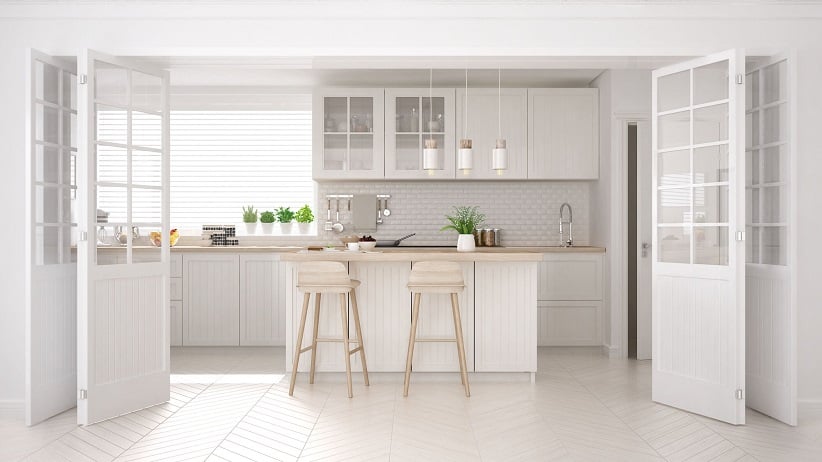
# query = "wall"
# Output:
<box><xmin>315</xmin><ymin>181</ymin><xmax>590</xmax><ymax>247</ymax></box>
<box><xmin>2</xmin><ymin>1</ymin><xmax>821</xmax><ymax>408</ymax></box>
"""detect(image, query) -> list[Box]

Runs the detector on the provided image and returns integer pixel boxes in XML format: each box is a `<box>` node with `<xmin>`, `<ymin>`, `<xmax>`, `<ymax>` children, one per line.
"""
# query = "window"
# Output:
<box><xmin>97</xmin><ymin>92</ymin><xmax>314</xmax><ymax>234</ymax></box>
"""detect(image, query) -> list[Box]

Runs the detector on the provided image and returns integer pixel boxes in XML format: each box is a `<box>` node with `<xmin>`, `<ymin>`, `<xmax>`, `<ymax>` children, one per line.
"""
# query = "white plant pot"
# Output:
<box><xmin>457</xmin><ymin>234</ymin><xmax>476</xmax><ymax>252</ymax></box>
<box><xmin>279</xmin><ymin>222</ymin><xmax>294</xmax><ymax>234</ymax></box>
<box><xmin>260</xmin><ymin>222</ymin><xmax>274</xmax><ymax>234</ymax></box>
<box><xmin>244</xmin><ymin>222</ymin><xmax>258</xmax><ymax>235</ymax></box>
<box><xmin>297</xmin><ymin>222</ymin><xmax>311</xmax><ymax>234</ymax></box>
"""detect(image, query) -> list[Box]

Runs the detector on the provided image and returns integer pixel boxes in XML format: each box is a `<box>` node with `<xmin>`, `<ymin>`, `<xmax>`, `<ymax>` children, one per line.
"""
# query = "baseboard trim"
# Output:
<box><xmin>798</xmin><ymin>399</ymin><xmax>822</xmax><ymax>407</ymax></box>
<box><xmin>0</xmin><ymin>400</ymin><xmax>24</xmax><ymax>417</ymax></box>
<box><xmin>601</xmin><ymin>344</ymin><xmax>620</xmax><ymax>358</ymax></box>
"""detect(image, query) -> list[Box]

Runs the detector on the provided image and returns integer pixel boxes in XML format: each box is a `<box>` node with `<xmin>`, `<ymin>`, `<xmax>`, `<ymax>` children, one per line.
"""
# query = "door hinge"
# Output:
<box><xmin>735</xmin><ymin>389</ymin><xmax>744</xmax><ymax>400</ymax></box>
<box><xmin>78</xmin><ymin>389</ymin><xmax>87</xmax><ymax>400</ymax></box>
<box><xmin>79</xmin><ymin>74</ymin><xmax>87</xmax><ymax>85</ymax></box>
<box><xmin>736</xmin><ymin>74</ymin><xmax>744</xmax><ymax>85</ymax></box>
<box><xmin>736</xmin><ymin>231</ymin><xmax>745</xmax><ymax>242</ymax></box>
<box><xmin>79</xmin><ymin>231</ymin><xmax>88</xmax><ymax>242</ymax></box>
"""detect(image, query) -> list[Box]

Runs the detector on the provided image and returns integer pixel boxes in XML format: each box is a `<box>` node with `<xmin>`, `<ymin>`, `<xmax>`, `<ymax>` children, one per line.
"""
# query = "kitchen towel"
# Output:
<box><xmin>352</xmin><ymin>194</ymin><xmax>378</xmax><ymax>232</ymax></box>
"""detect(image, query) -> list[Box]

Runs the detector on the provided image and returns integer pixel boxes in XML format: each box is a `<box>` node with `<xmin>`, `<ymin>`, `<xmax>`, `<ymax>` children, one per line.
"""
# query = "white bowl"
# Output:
<box><xmin>359</xmin><ymin>241</ymin><xmax>377</xmax><ymax>251</ymax></box>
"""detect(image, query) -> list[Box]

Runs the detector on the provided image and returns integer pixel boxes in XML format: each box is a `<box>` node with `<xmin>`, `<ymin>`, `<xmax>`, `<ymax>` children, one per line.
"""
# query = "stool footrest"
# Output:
<box><xmin>414</xmin><ymin>338</ymin><xmax>457</xmax><ymax>343</ymax></box>
<box><xmin>349</xmin><ymin>346</ymin><xmax>363</xmax><ymax>355</ymax></box>
<box><xmin>314</xmin><ymin>337</ymin><xmax>362</xmax><ymax>344</ymax></box>
<box><xmin>299</xmin><ymin>346</ymin><xmax>314</xmax><ymax>353</ymax></box>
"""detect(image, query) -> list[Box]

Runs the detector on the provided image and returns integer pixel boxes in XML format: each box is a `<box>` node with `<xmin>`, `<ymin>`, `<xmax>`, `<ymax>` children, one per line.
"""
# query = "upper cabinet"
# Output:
<box><xmin>528</xmin><ymin>88</ymin><xmax>599</xmax><ymax>180</ymax></box>
<box><xmin>385</xmin><ymin>88</ymin><xmax>456</xmax><ymax>179</ymax></box>
<box><xmin>455</xmin><ymin>88</ymin><xmax>528</xmax><ymax>180</ymax></box>
<box><xmin>313</xmin><ymin>88</ymin><xmax>385</xmax><ymax>180</ymax></box>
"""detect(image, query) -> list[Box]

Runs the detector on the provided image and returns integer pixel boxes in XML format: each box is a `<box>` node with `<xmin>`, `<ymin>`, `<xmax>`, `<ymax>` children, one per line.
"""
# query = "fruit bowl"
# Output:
<box><xmin>359</xmin><ymin>241</ymin><xmax>376</xmax><ymax>251</ymax></box>
<box><xmin>150</xmin><ymin>229</ymin><xmax>180</xmax><ymax>247</ymax></box>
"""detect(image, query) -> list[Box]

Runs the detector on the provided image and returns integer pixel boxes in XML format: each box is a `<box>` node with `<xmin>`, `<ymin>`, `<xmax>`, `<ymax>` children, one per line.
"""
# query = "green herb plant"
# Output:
<box><xmin>275</xmin><ymin>206</ymin><xmax>296</xmax><ymax>223</ymax></box>
<box><xmin>441</xmin><ymin>206</ymin><xmax>485</xmax><ymax>235</ymax></box>
<box><xmin>242</xmin><ymin>205</ymin><xmax>258</xmax><ymax>223</ymax></box>
<box><xmin>260</xmin><ymin>210</ymin><xmax>276</xmax><ymax>224</ymax></box>
<box><xmin>295</xmin><ymin>204</ymin><xmax>314</xmax><ymax>223</ymax></box>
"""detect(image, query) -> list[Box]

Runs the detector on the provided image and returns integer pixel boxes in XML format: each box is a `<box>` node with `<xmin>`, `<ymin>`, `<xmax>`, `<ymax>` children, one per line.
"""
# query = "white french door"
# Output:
<box><xmin>25</xmin><ymin>50</ymin><xmax>78</xmax><ymax>426</ymax></box>
<box><xmin>77</xmin><ymin>50</ymin><xmax>171</xmax><ymax>425</ymax></box>
<box><xmin>744</xmin><ymin>55</ymin><xmax>796</xmax><ymax>426</ymax></box>
<box><xmin>651</xmin><ymin>50</ymin><xmax>746</xmax><ymax>425</ymax></box>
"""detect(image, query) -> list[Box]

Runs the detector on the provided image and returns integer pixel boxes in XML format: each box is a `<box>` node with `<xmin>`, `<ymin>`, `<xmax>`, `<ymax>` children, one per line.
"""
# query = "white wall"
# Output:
<box><xmin>2</xmin><ymin>2</ymin><xmax>822</xmax><ymax>407</ymax></box>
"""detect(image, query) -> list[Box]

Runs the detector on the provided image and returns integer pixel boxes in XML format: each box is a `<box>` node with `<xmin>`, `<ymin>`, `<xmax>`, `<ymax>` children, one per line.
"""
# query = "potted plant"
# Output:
<box><xmin>242</xmin><ymin>205</ymin><xmax>258</xmax><ymax>235</ymax></box>
<box><xmin>260</xmin><ymin>210</ymin><xmax>276</xmax><ymax>234</ymax></box>
<box><xmin>275</xmin><ymin>206</ymin><xmax>296</xmax><ymax>234</ymax></box>
<box><xmin>441</xmin><ymin>205</ymin><xmax>485</xmax><ymax>252</ymax></box>
<box><xmin>295</xmin><ymin>204</ymin><xmax>314</xmax><ymax>233</ymax></box>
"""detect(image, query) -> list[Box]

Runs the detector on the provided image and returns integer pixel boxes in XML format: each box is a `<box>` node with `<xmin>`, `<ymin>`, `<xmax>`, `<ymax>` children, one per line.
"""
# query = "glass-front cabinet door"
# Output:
<box><xmin>385</xmin><ymin>88</ymin><xmax>455</xmax><ymax>179</ymax></box>
<box><xmin>312</xmin><ymin>88</ymin><xmax>384</xmax><ymax>180</ymax></box>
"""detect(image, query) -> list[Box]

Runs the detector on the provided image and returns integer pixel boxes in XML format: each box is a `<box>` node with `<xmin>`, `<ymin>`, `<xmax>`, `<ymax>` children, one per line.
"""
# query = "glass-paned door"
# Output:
<box><xmin>77</xmin><ymin>50</ymin><xmax>170</xmax><ymax>425</ymax></box>
<box><xmin>26</xmin><ymin>50</ymin><xmax>78</xmax><ymax>426</ymax></box>
<box><xmin>745</xmin><ymin>56</ymin><xmax>796</xmax><ymax>426</ymax></box>
<box><xmin>652</xmin><ymin>49</ymin><xmax>746</xmax><ymax>425</ymax></box>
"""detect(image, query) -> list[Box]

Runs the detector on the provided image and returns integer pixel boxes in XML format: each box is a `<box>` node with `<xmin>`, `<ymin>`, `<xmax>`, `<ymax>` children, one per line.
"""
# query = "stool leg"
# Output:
<box><xmin>349</xmin><ymin>289</ymin><xmax>370</xmax><ymax>386</ymax></box>
<box><xmin>340</xmin><ymin>293</ymin><xmax>354</xmax><ymax>398</ymax></box>
<box><xmin>404</xmin><ymin>292</ymin><xmax>421</xmax><ymax>397</ymax></box>
<box><xmin>289</xmin><ymin>292</ymin><xmax>311</xmax><ymax>396</ymax></box>
<box><xmin>451</xmin><ymin>293</ymin><xmax>471</xmax><ymax>397</ymax></box>
<box><xmin>309</xmin><ymin>293</ymin><xmax>321</xmax><ymax>385</ymax></box>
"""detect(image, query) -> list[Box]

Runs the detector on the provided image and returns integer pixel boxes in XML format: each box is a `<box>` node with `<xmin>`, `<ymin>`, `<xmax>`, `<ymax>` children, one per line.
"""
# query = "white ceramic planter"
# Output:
<box><xmin>244</xmin><ymin>222</ymin><xmax>258</xmax><ymax>235</ymax></box>
<box><xmin>457</xmin><ymin>234</ymin><xmax>476</xmax><ymax>252</ymax></box>
<box><xmin>260</xmin><ymin>222</ymin><xmax>274</xmax><ymax>234</ymax></box>
<box><xmin>279</xmin><ymin>222</ymin><xmax>294</xmax><ymax>234</ymax></box>
<box><xmin>297</xmin><ymin>222</ymin><xmax>311</xmax><ymax>234</ymax></box>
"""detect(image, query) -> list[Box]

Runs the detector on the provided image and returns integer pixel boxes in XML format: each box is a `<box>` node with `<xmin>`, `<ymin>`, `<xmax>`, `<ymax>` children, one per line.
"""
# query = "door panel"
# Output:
<box><xmin>77</xmin><ymin>50</ymin><xmax>170</xmax><ymax>425</ymax></box>
<box><xmin>26</xmin><ymin>50</ymin><xmax>78</xmax><ymax>426</ymax></box>
<box><xmin>652</xmin><ymin>50</ymin><xmax>746</xmax><ymax>425</ymax></box>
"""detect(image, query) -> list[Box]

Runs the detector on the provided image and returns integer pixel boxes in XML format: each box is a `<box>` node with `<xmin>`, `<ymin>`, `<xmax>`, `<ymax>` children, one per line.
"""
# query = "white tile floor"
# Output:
<box><xmin>3</xmin><ymin>347</ymin><xmax>822</xmax><ymax>461</ymax></box>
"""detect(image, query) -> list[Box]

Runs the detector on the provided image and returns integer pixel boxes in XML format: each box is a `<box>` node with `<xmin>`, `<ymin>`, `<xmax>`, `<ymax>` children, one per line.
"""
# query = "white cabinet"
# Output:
<box><xmin>313</xmin><ymin>88</ymin><xmax>385</xmax><ymax>180</ymax></box>
<box><xmin>474</xmin><ymin>262</ymin><xmax>538</xmax><ymax>372</ymax></box>
<box><xmin>182</xmin><ymin>253</ymin><xmax>240</xmax><ymax>346</ymax></box>
<box><xmin>385</xmin><ymin>88</ymin><xmax>456</xmax><ymax>179</ymax></box>
<box><xmin>170</xmin><ymin>301</ymin><xmax>182</xmax><ymax>347</ymax></box>
<box><xmin>455</xmin><ymin>88</ymin><xmax>528</xmax><ymax>179</ymax></box>
<box><xmin>537</xmin><ymin>253</ymin><xmax>603</xmax><ymax>346</ymax></box>
<box><xmin>528</xmin><ymin>88</ymin><xmax>599</xmax><ymax>179</ymax></box>
<box><xmin>239</xmin><ymin>255</ymin><xmax>287</xmax><ymax>346</ymax></box>
<box><xmin>170</xmin><ymin>254</ymin><xmax>183</xmax><ymax>346</ymax></box>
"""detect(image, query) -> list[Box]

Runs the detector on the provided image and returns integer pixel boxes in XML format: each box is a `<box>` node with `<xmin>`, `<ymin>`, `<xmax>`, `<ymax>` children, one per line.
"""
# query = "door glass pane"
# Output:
<box><xmin>751</xmin><ymin>188</ymin><xmax>760</xmax><ymax>223</ymax></box>
<box><xmin>132</xmin><ymin>111</ymin><xmax>162</xmax><ymax>149</ymax></box>
<box><xmin>659</xmin><ymin>188</ymin><xmax>691</xmax><ymax>224</ymax></box>
<box><xmin>34</xmin><ymin>226</ymin><xmax>60</xmax><ymax>266</ymax></box>
<box><xmin>350</xmin><ymin>97</ymin><xmax>373</xmax><ymax>133</ymax></box>
<box><xmin>693</xmin><ymin>60</ymin><xmax>729</xmax><ymax>105</ymax></box>
<box><xmin>63</xmin><ymin>72</ymin><xmax>76</xmax><ymax>110</ymax></box>
<box><xmin>97</xmin><ymin>185</ymin><xmax>127</xmax><ymax>223</ymax></box>
<box><xmin>658</xmin><ymin>110</ymin><xmax>690</xmax><ymax>149</ymax></box>
<box><xmin>97</xmin><ymin>145</ymin><xmax>127</xmax><ymax>184</ymax></box>
<box><xmin>746</xmin><ymin>225</ymin><xmax>753</xmax><ymax>263</ymax></box>
<box><xmin>97</xmin><ymin>244</ymin><xmax>126</xmax><ymax>266</ymax></box>
<box><xmin>95</xmin><ymin>62</ymin><xmax>128</xmax><ymax>106</ymax></box>
<box><xmin>422</xmin><ymin>96</ymin><xmax>445</xmax><ymax>133</ymax></box>
<box><xmin>63</xmin><ymin>110</ymin><xmax>77</xmax><ymax>149</ymax></box>
<box><xmin>745</xmin><ymin>111</ymin><xmax>758</xmax><ymax>149</ymax></box>
<box><xmin>694</xmin><ymin>185</ymin><xmax>728</xmax><ymax>223</ymax></box>
<box><xmin>133</xmin><ymin>150</ymin><xmax>162</xmax><ymax>186</ymax></box>
<box><xmin>694</xmin><ymin>226</ymin><xmax>728</xmax><ymax>265</ymax></box>
<box><xmin>395</xmin><ymin>134</ymin><xmax>420</xmax><ymax>170</ymax></box>
<box><xmin>323</xmin><ymin>134</ymin><xmax>346</xmax><ymax>170</ymax></box>
<box><xmin>36</xmin><ymin>145</ymin><xmax>60</xmax><ymax>184</ymax></box>
<box><xmin>762</xmin><ymin>145</ymin><xmax>784</xmax><ymax>183</ymax></box>
<box><xmin>35</xmin><ymin>185</ymin><xmax>60</xmax><ymax>223</ymax></box>
<box><xmin>760</xmin><ymin>186</ymin><xmax>783</xmax><ymax>223</ymax></box>
<box><xmin>62</xmin><ymin>189</ymin><xmax>72</xmax><ymax>224</ymax></box>
<box><xmin>750</xmin><ymin>226</ymin><xmax>761</xmax><ymax>263</ymax></box>
<box><xmin>133</xmin><ymin>187</ymin><xmax>162</xmax><ymax>224</ymax></box>
<box><xmin>35</xmin><ymin>60</ymin><xmax>60</xmax><ymax>104</ymax></box>
<box><xmin>134</xmin><ymin>226</ymin><xmax>162</xmax><ymax>263</ymax></box>
<box><xmin>745</xmin><ymin>72</ymin><xmax>758</xmax><ymax>111</ymax></box>
<box><xmin>96</xmin><ymin>104</ymin><xmax>128</xmax><ymax>145</ymax></box>
<box><xmin>762</xmin><ymin>60</ymin><xmax>786</xmax><ymax>104</ymax></box>
<box><xmin>763</xmin><ymin>104</ymin><xmax>786</xmax><ymax>145</ymax></box>
<box><xmin>658</xmin><ymin>226</ymin><xmax>691</xmax><ymax>263</ymax></box>
<box><xmin>131</xmin><ymin>71</ymin><xmax>163</xmax><ymax>112</ymax></box>
<box><xmin>323</xmin><ymin>97</ymin><xmax>347</xmax><ymax>133</ymax></box>
<box><xmin>349</xmin><ymin>134</ymin><xmax>373</xmax><ymax>170</ymax></box>
<box><xmin>396</xmin><ymin>97</ymin><xmax>420</xmax><ymax>133</ymax></box>
<box><xmin>36</xmin><ymin>104</ymin><xmax>59</xmax><ymax>144</ymax></box>
<box><xmin>658</xmin><ymin>149</ymin><xmax>690</xmax><ymax>187</ymax></box>
<box><xmin>657</xmin><ymin>70</ymin><xmax>690</xmax><ymax>112</ymax></box>
<box><xmin>693</xmin><ymin>103</ymin><xmax>728</xmax><ymax>144</ymax></box>
<box><xmin>750</xmin><ymin>150</ymin><xmax>760</xmax><ymax>185</ymax></box>
<box><xmin>762</xmin><ymin>226</ymin><xmax>786</xmax><ymax>265</ymax></box>
<box><xmin>694</xmin><ymin>145</ymin><xmax>728</xmax><ymax>184</ymax></box>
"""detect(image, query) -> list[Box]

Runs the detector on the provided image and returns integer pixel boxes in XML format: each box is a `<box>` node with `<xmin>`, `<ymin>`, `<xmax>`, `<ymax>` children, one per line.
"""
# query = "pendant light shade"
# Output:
<box><xmin>493</xmin><ymin>68</ymin><xmax>508</xmax><ymax>173</ymax></box>
<box><xmin>458</xmin><ymin>69</ymin><xmax>473</xmax><ymax>174</ymax></box>
<box><xmin>423</xmin><ymin>69</ymin><xmax>443</xmax><ymax>171</ymax></box>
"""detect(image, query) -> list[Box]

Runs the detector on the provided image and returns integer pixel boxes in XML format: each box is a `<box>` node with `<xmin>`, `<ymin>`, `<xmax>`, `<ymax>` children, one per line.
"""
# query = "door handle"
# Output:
<box><xmin>641</xmin><ymin>242</ymin><xmax>650</xmax><ymax>258</ymax></box>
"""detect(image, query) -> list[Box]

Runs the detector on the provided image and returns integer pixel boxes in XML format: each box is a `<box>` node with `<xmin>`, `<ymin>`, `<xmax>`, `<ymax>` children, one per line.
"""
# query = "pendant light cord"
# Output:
<box><xmin>464</xmin><ymin>69</ymin><xmax>468</xmax><ymax>139</ymax></box>
<box><xmin>429</xmin><ymin>68</ymin><xmax>433</xmax><ymax>138</ymax></box>
<box><xmin>497</xmin><ymin>68</ymin><xmax>501</xmax><ymax>138</ymax></box>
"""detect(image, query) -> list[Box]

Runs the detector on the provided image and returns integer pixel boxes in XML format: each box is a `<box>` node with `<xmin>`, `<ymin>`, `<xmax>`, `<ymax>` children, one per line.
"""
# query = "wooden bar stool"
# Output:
<box><xmin>289</xmin><ymin>261</ymin><xmax>369</xmax><ymax>398</ymax></box>
<box><xmin>404</xmin><ymin>261</ymin><xmax>470</xmax><ymax>397</ymax></box>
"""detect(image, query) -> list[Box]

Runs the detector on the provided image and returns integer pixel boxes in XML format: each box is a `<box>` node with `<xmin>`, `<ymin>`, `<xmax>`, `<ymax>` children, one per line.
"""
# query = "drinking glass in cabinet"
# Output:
<box><xmin>324</xmin><ymin>97</ymin><xmax>347</xmax><ymax>133</ymax></box>
<box><xmin>421</xmin><ymin>97</ymin><xmax>445</xmax><ymax>133</ymax></box>
<box><xmin>350</xmin><ymin>97</ymin><xmax>374</xmax><ymax>132</ymax></box>
<box><xmin>396</xmin><ymin>97</ymin><xmax>420</xmax><ymax>133</ymax></box>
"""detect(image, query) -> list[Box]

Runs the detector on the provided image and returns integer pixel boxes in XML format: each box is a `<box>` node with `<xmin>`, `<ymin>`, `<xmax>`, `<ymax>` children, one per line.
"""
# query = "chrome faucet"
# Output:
<box><xmin>559</xmin><ymin>202</ymin><xmax>573</xmax><ymax>247</ymax></box>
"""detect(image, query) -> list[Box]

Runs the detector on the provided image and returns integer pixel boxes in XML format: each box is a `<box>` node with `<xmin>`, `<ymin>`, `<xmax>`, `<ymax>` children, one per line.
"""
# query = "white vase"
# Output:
<box><xmin>297</xmin><ymin>222</ymin><xmax>311</xmax><ymax>234</ymax></box>
<box><xmin>244</xmin><ymin>222</ymin><xmax>258</xmax><ymax>235</ymax></box>
<box><xmin>260</xmin><ymin>222</ymin><xmax>274</xmax><ymax>234</ymax></box>
<box><xmin>457</xmin><ymin>234</ymin><xmax>476</xmax><ymax>252</ymax></box>
<box><xmin>279</xmin><ymin>222</ymin><xmax>294</xmax><ymax>234</ymax></box>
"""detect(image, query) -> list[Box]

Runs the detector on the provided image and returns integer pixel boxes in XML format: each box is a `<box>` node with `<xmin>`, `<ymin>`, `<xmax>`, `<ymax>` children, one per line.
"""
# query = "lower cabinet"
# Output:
<box><xmin>239</xmin><ymin>255</ymin><xmax>287</xmax><ymax>346</ymax></box>
<box><xmin>537</xmin><ymin>253</ymin><xmax>603</xmax><ymax>346</ymax></box>
<box><xmin>182</xmin><ymin>253</ymin><xmax>241</xmax><ymax>346</ymax></box>
<box><xmin>170</xmin><ymin>301</ymin><xmax>183</xmax><ymax>346</ymax></box>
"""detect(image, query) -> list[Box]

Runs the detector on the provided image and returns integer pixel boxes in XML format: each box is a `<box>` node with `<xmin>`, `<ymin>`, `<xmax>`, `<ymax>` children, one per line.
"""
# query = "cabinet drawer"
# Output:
<box><xmin>538</xmin><ymin>301</ymin><xmax>601</xmax><ymax>346</ymax></box>
<box><xmin>170</xmin><ymin>277</ymin><xmax>182</xmax><ymax>301</ymax></box>
<box><xmin>170</xmin><ymin>300</ymin><xmax>183</xmax><ymax>346</ymax></box>
<box><xmin>538</xmin><ymin>255</ymin><xmax>602</xmax><ymax>301</ymax></box>
<box><xmin>170</xmin><ymin>253</ymin><xmax>183</xmax><ymax>278</ymax></box>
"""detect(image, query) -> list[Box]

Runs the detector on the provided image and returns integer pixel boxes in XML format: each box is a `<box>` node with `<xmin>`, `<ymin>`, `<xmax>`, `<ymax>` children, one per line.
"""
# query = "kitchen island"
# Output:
<box><xmin>280</xmin><ymin>247</ymin><xmax>552</xmax><ymax>380</ymax></box>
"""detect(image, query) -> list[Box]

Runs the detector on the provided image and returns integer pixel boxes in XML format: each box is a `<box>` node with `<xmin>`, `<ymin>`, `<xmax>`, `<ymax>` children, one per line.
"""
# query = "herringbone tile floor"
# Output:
<box><xmin>3</xmin><ymin>347</ymin><xmax>822</xmax><ymax>461</ymax></box>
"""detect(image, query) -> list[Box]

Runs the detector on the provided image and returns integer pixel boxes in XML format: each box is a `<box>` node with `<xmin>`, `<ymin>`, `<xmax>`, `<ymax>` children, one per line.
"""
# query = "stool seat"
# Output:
<box><xmin>290</xmin><ymin>261</ymin><xmax>369</xmax><ymax>398</ymax></box>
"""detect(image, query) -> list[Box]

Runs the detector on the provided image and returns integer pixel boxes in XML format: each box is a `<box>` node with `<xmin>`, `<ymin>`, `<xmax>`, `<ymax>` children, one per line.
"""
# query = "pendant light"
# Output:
<box><xmin>492</xmin><ymin>68</ymin><xmax>508</xmax><ymax>173</ymax></box>
<box><xmin>423</xmin><ymin>68</ymin><xmax>443</xmax><ymax>171</ymax></box>
<box><xmin>458</xmin><ymin>69</ymin><xmax>473</xmax><ymax>174</ymax></box>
